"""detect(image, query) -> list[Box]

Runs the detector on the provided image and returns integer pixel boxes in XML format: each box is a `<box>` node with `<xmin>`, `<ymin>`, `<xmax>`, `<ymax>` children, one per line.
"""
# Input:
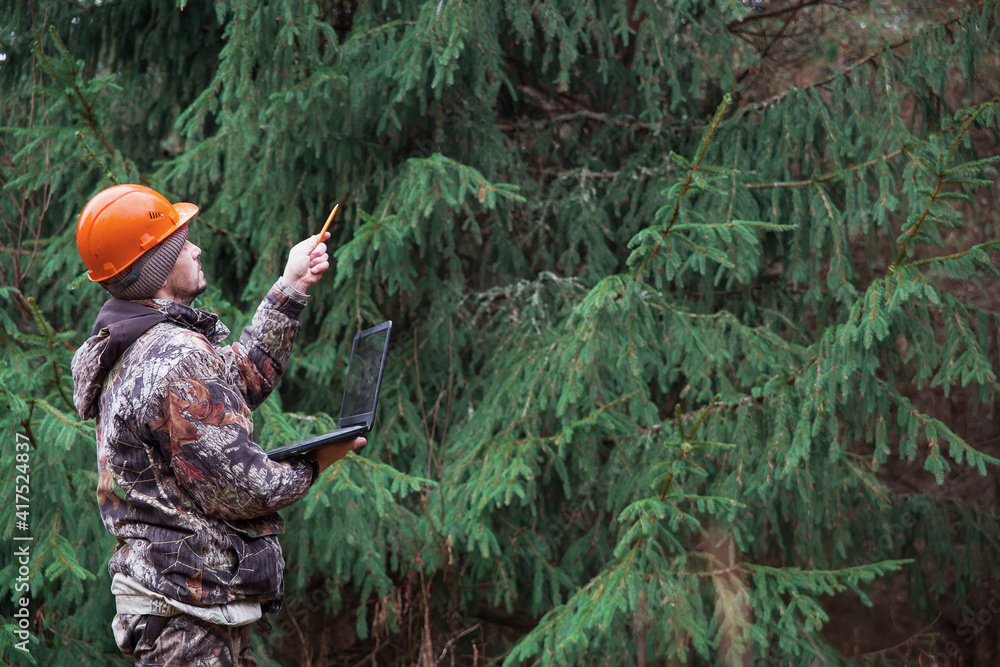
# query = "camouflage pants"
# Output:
<box><xmin>113</xmin><ymin>612</ymin><xmax>258</xmax><ymax>666</ymax></box>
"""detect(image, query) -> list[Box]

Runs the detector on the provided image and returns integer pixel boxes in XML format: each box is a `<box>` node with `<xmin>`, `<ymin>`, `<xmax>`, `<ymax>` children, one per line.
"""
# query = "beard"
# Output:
<box><xmin>165</xmin><ymin>270</ymin><xmax>208</xmax><ymax>307</ymax></box>
<box><xmin>175</xmin><ymin>280</ymin><xmax>208</xmax><ymax>307</ymax></box>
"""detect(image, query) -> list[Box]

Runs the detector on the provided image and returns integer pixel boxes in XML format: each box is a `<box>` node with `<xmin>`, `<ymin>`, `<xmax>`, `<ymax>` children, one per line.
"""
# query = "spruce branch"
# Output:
<box><xmin>0</xmin><ymin>45</ymin><xmax>52</xmax><ymax>291</ymax></box>
<box><xmin>746</xmin><ymin>96</ymin><xmax>999</xmax><ymax>191</ymax></box>
<box><xmin>742</xmin><ymin>3</ymin><xmax>975</xmax><ymax>112</ymax></box>
<box><xmin>44</xmin><ymin>512</ymin><xmax>96</xmax><ymax>582</ymax></box>
<box><xmin>25</xmin><ymin>294</ymin><xmax>72</xmax><ymax>411</ymax></box>
<box><xmin>661</xmin><ymin>398</ymin><xmax>720</xmax><ymax>500</ymax></box>
<box><xmin>890</xmin><ymin>99</ymin><xmax>995</xmax><ymax>271</ymax></box>
<box><xmin>412</xmin><ymin>328</ymin><xmax>439</xmax><ymax>478</ymax></box>
<box><xmin>634</xmin><ymin>94</ymin><xmax>733</xmax><ymax>278</ymax></box>
<box><xmin>908</xmin><ymin>238</ymin><xmax>1000</xmax><ymax>275</ymax></box>
<box><xmin>75</xmin><ymin>132</ymin><xmax>118</xmax><ymax>185</ymax></box>
<box><xmin>876</xmin><ymin>378</ymin><xmax>1000</xmax><ymax>475</ymax></box>
<box><xmin>40</xmin><ymin>28</ymin><xmax>115</xmax><ymax>158</ymax></box>
<box><xmin>33</xmin><ymin>399</ymin><xmax>88</xmax><ymax>432</ymax></box>
<box><xmin>853</xmin><ymin>615</ymin><xmax>940</xmax><ymax>663</ymax></box>
<box><xmin>496</xmin><ymin>108</ymin><xmax>682</xmax><ymax>136</ymax></box>
<box><xmin>727</xmin><ymin>0</ymin><xmax>826</xmax><ymax>29</ymax></box>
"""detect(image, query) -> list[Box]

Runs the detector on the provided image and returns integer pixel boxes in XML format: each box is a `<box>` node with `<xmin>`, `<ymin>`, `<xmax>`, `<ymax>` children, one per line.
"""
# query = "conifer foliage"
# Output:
<box><xmin>2</xmin><ymin>1</ymin><xmax>999</xmax><ymax>665</ymax></box>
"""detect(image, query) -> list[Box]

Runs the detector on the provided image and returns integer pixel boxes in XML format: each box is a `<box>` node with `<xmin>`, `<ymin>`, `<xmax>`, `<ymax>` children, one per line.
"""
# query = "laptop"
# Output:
<box><xmin>267</xmin><ymin>320</ymin><xmax>392</xmax><ymax>461</ymax></box>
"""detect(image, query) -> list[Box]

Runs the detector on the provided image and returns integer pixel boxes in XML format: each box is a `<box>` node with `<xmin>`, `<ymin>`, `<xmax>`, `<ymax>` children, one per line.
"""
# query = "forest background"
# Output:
<box><xmin>2</xmin><ymin>0</ymin><xmax>1000</xmax><ymax>665</ymax></box>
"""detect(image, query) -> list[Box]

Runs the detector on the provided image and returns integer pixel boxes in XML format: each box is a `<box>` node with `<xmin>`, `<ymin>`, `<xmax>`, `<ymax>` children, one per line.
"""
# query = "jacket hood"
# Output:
<box><xmin>72</xmin><ymin>298</ymin><xmax>230</xmax><ymax>420</ymax></box>
<box><xmin>72</xmin><ymin>299</ymin><xmax>168</xmax><ymax>420</ymax></box>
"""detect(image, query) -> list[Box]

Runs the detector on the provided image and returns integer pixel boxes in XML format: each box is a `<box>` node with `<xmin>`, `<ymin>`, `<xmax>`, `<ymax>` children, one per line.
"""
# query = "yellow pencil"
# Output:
<box><xmin>313</xmin><ymin>204</ymin><xmax>338</xmax><ymax>250</ymax></box>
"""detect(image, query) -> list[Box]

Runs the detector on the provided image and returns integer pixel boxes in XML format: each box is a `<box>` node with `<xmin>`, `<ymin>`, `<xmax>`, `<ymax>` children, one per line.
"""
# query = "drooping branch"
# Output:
<box><xmin>727</xmin><ymin>0</ymin><xmax>827</xmax><ymax>30</ymax></box>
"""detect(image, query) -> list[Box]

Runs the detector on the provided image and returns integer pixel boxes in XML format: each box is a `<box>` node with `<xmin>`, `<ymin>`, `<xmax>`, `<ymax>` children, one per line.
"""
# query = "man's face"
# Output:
<box><xmin>160</xmin><ymin>239</ymin><xmax>207</xmax><ymax>306</ymax></box>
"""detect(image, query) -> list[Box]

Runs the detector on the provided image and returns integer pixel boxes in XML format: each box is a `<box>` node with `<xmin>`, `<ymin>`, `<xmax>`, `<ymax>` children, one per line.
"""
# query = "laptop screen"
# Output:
<box><xmin>340</xmin><ymin>327</ymin><xmax>390</xmax><ymax>420</ymax></box>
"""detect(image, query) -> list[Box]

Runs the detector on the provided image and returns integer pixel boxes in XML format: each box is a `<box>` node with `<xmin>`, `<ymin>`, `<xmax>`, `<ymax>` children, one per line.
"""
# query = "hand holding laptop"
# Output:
<box><xmin>307</xmin><ymin>436</ymin><xmax>366</xmax><ymax>474</ymax></box>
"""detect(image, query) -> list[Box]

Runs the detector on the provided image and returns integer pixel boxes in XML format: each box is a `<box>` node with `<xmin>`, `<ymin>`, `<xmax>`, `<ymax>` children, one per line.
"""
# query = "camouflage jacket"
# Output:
<box><xmin>71</xmin><ymin>279</ymin><xmax>316</xmax><ymax>613</ymax></box>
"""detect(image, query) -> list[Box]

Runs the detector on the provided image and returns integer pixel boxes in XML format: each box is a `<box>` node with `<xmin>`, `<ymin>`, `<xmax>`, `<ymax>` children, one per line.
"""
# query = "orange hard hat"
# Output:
<box><xmin>76</xmin><ymin>184</ymin><xmax>199</xmax><ymax>283</ymax></box>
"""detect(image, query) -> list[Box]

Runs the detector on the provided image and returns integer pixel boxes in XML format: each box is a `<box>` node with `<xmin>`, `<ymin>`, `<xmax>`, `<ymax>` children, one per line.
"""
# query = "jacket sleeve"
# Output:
<box><xmin>146</xmin><ymin>345</ymin><xmax>316</xmax><ymax>521</ymax></box>
<box><xmin>223</xmin><ymin>278</ymin><xmax>310</xmax><ymax>410</ymax></box>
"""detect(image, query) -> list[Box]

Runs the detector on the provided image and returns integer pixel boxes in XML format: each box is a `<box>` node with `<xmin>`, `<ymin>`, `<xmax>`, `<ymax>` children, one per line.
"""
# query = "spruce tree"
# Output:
<box><xmin>2</xmin><ymin>1</ymin><xmax>999</xmax><ymax>665</ymax></box>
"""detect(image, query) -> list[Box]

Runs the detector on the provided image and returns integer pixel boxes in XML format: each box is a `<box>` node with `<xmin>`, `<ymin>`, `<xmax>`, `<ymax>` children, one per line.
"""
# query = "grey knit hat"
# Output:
<box><xmin>100</xmin><ymin>226</ymin><xmax>189</xmax><ymax>300</ymax></box>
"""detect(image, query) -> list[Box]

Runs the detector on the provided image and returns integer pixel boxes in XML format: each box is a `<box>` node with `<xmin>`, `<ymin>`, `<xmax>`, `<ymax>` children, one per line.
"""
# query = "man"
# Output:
<box><xmin>70</xmin><ymin>184</ymin><xmax>361</xmax><ymax>666</ymax></box>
